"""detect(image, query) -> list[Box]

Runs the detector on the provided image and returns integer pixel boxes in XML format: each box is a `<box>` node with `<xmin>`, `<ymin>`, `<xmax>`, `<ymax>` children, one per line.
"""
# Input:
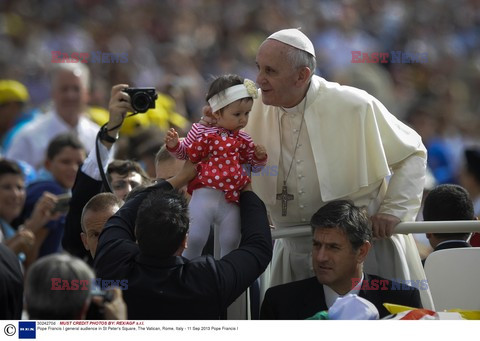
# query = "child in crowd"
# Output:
<box><xmin>165</xmin><ymin>74</ymin><xmax>267</xmax><ymax>258</ymax></box>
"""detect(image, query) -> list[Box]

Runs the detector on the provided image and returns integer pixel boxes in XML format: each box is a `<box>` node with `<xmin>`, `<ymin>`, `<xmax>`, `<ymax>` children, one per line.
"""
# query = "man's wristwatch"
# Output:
<box><xmin>99</xmin><ymin>125</ymin><xmax>117</xmax><ymax>143</ymax></box>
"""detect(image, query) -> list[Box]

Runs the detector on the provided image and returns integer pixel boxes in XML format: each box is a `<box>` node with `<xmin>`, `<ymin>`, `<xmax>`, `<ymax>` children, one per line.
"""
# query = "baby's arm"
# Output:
<box><xmin>165</xmin><ymin>124</ymin><xmax>209</xmax><ymax>160</ymax></box>
<box><xmin>238</xmin><ymin>133</ymin><xmax>268</xmax><ymax>172</ymax></box>
<box><xmin>187</xmin><ymin>135</ymin><xmax>210</xmax><ymax>164</ymax></box>
<box><xmin>254</xmin><ymin>145</ymin><xmax>267</xmax><ymax>161</ymax></box>
<box><xmin>165</xmin><ymin>128</ymin><xmax>179</xmax><ymax>148</ymax></box>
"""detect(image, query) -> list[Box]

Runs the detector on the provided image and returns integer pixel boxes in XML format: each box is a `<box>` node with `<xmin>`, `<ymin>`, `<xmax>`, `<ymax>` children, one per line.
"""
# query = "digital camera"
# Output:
<box><xmin>123</xmin><ymin>87</ymin><xmax>158</xmax><ymax>113</ymax></box>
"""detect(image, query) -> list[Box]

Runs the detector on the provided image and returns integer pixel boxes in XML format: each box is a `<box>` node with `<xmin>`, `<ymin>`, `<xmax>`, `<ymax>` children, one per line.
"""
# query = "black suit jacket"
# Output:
<box><xmin>0</xmin><ymin>243</ymin><xmax>23</xmax><ymax>319</ymax></box>
<box><xmin>94</xmin><ymin>180</ymin><xmax>272</xmax><ymax>320</ymax></box>
<box><xmin>422</xmin><ymin>240</ymin><xmax>471</xmax><ymax>266</ymax></box>
<box><xmin>434</xmin><ymin>240</ymin><xmax>470</xmax><ymax>252</ymax></box>
<box><xmin>260</xmin><ymin>274</ymin><xmax>422</xmax><ymax>319</ymax></box>
<box><xmin>62</xmin><ymin>168</ymin><xmax>103</xmax><ymax>263</ymax></box>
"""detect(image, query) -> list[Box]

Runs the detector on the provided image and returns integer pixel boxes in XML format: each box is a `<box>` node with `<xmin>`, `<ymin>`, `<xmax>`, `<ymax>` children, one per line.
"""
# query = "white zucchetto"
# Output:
<box><xmin>267</xmin><ymin>28</ymin><xmax>316</xmax><ymax>57</ymax></box>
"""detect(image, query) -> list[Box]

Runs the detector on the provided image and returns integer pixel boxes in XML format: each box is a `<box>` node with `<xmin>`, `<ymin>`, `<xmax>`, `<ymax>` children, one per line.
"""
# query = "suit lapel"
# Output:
<box><xmin>302</xmin><ymin>278</ymin><xmax>328</xmax><ymax>317</ymax></box>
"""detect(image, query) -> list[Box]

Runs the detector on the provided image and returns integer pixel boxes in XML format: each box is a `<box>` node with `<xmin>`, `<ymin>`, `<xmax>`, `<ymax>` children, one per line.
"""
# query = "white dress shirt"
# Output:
<box><xmin>6</xmin><ymin>110</ymin><xmax>99</xmax><ymax>169</ymax></box>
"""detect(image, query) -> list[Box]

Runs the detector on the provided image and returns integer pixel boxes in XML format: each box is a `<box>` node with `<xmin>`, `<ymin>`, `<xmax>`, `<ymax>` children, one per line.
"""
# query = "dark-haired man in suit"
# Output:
<box><xmin>422</xmin><ymin>184</ymin><xmax>473</xmax><ymax>262</ymax></box>
<box><xmin>261</xmin><ymin>200</ymin><xmax>422</xmax><ymax>319</ymax></box>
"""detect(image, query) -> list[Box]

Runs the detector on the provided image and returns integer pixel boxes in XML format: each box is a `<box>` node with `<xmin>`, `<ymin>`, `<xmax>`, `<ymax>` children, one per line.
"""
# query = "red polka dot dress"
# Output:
<box><xmin>187</xmin><ymin>127</ymin><xmax>267</xmax><ymax>203</ymax></box>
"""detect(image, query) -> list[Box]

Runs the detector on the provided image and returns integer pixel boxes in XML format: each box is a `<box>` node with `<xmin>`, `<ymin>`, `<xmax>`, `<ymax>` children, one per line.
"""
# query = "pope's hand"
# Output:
<box><xmin>370</xmin><ymin>213</ymin><xmax>400</xmax><ymax>239</ymax></box>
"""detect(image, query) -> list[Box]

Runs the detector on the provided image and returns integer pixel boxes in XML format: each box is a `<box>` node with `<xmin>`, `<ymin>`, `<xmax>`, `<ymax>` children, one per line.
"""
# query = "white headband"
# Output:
<box><xmin>208</xmin><ymin>79</ymin><xmax>258</xmax><ymax>112</ymax></box>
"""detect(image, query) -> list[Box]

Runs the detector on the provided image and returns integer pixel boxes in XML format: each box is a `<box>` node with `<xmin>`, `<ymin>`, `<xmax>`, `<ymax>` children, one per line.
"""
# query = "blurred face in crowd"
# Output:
<box><xmin>81</xmin><ymin>205</ymin><xmax>119</xmax><ymax>258</ymax></box>
<box><xmin>155</xmin><ymin>158</ymin><xmax>189</xmax><ymax>200</ymax></box>
<box><xmin>256</xmin><ymin>39</ymin><xmax>307</xmax><ymax>108</ymax></box>
<box><xmin>46</xmin><ymin>147</ymin><xmax>86</xmax><ymax>189</ymax></box>
<box><xmin>110</xmin><ymin>171</ymin><xmax>143</xmax><ymax>201</ymax></box>
<box><xmin>52</xmin><ymin>70</ymin><xmax>89</xmax><ymax>121</ymax></box>
<box><xmin>312</xmin><ymin>226</ymin><xmax>369</xmax><ymax>295</ymax></box>
<box><xmin>155</xmin><ymin>158</ymin><xmax>184</xmax><ymax>181</ymax></box>
<box><xmin>0</xmin><ymin>174</ymin><xmax>26</xmax><ymax>223</ymax></box>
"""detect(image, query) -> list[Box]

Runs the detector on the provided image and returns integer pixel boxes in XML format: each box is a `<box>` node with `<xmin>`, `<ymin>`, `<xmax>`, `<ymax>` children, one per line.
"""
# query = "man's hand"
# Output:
<box><xmin>108</xmin><ymin>84</ymin><xmax>133</xmax><ymax>125</ymax></box>
<box><xmin>25</xmin><ymin>192</ymin><xmax>62</xmax><ymax>233</ymax></box>
<box><xmin>5</xmin><ymin>228</ymin><xmax>35</xmax><ymax>254</ymax></box>
<box><xmin>104</xmin><ymin>84</ymin><xmax>133</xmax><ymax>148</ymax></box>
<box><xmin>165</xmin><ymin>128</ymin><xmax>180</xmax><ymax>149</ymax></box>
<box><xmin>254</xmin><ymin>144</ymin><xmax>267</xmax><ymax>160</ymax></box>
<box><xmin>102</xmin><ymin>288</ymin><xmax>128</xmax><ymax>320</ymax></box>
<box><xmin>199</xmin><ymin>106</ymin><xmax>217</xmax><ymax>126</ymax></box>
<box><xmin>370</xmin><ymin>213</ymin><xmax>401</xmax><ymax>239</ymax></box>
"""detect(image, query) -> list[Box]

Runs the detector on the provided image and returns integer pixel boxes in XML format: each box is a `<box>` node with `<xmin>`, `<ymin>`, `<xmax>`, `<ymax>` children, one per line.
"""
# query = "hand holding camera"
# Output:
<box><xmin>106</xmin><ymin>84</ymin><xmax>158</xmax><ymax>145</ymax></box>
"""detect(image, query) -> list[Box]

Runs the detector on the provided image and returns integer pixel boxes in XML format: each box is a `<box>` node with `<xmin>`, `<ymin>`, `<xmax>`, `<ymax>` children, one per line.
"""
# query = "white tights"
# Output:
<box><xmin>182</xmin><ymin>187</ymin><xmax>241</xmax><ymax>259</ymax></box>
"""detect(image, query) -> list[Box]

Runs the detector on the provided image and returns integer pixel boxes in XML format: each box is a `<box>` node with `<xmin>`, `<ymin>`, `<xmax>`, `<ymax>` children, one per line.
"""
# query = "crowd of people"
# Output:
<box><xmin>0</xmin><ymin>0</ymin><xmax>479</xmax><ymax>321</ymax></box>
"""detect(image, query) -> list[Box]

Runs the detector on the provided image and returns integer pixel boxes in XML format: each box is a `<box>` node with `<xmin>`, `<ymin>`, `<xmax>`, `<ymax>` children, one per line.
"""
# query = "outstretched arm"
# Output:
<box><xmin>166</xmin><ymin>123</ymin><xmax>212</xmax><ymax>160</ymax></box>
<box><xmin>63</xmin><ymin>84</ymin><xmax>132</xmax><ymax>258</ymax></box>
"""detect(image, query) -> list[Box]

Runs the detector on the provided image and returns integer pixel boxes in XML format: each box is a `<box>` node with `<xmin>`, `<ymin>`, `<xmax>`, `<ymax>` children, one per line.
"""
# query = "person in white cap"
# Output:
<box><xmin>202</xmin><ymin>28</ymin><xmax>431</xmax><ymax>309</ymax></box>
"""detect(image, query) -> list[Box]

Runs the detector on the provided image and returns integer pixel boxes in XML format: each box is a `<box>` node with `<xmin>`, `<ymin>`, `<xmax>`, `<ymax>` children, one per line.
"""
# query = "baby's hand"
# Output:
<box><xmin>254</xmin><ymin>144</ymin><xmax>267</xmax><ymax>160</ymax></box>
<box><xmin>165</xmin><ymin>128</ymin><xmax>179</xmax><ymax>148</ymax></box>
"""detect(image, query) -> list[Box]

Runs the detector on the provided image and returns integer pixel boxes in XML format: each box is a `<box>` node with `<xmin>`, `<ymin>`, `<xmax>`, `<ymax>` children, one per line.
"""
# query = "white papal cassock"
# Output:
<box><xmin>244</xmin><ymin>75</ymin><xmax>434</xmax><ymax>309</ymax></box>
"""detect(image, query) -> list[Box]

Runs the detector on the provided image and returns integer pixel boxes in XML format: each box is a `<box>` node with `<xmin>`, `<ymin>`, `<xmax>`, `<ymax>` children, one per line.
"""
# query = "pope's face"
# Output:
<box><xmin>255</xmin><ymin>39</ymin><xmax>304</xmax><ymax>108</ymax></box>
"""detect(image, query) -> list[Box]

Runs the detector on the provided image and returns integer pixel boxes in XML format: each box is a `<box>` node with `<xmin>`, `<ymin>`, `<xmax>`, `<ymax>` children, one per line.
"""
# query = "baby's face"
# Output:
<box><xmin>214</xmin><ymin>98</ymin><xmax>253</xmax><ymax>131</ymax></box>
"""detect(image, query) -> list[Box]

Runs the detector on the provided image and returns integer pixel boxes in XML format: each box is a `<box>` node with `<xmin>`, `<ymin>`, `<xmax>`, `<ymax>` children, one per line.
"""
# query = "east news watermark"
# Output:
<box><xmin>51</xmin><ymin>278</ymin><xmax>128</xmax><ymax>290</ymax></box>
<box><xmin>351</xmin><ymin>51</ymin><xmax>428</xmax><ymax>64</ymax></box>
<box><xmin>51</xmin><ymin>51</ymin><xmax>128</xmax><ymax>64</ymax></box>
<box><xmin>351</xmin><ymin>278</ymin><xmax>429</xmax><ymax>291</ymax></box>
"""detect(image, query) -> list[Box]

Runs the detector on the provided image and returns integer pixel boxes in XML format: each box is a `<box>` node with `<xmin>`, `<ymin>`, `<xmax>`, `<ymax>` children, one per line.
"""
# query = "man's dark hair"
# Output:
<box><xmin>135</xmin><ymin>188</ymin><xmax>189</xmax><ymax>258</ymax></box>
<box><xmin>0</xmin><ymin>159</ymin><xmax>24</xmax><ymax>178</ymax></box>
<box><xmin>310</xmin><ymin>200</ymin><xmax>372</xmax><ymax>251</ymax></box>
<box><xmin>423</xmin><ymin>184</ymin><xmax>474</xmax><ymax>240</ymax></box>
<box><xmin>107</xmin><ymin>159</ymin><xmax>150</xmax><ymax>184</ymax></box>
<box><xmin>46</xmin><ymin>133</ymin><xmax>85</xmax><ymax>160</ymax></box>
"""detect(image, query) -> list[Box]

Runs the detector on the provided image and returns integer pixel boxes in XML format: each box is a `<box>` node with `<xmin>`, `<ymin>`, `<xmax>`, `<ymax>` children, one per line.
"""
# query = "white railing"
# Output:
<box><xmin>271</xmin><ymin>221</ymin><xmax>480</xmax><ymax>239</ymax></box>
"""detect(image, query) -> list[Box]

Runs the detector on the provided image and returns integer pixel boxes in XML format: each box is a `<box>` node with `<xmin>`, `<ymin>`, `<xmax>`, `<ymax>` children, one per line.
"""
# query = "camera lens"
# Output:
<box><xmin>131</xmin><ymin>92</ymin><xmax>150</xmax><ymax>113</ymax></box>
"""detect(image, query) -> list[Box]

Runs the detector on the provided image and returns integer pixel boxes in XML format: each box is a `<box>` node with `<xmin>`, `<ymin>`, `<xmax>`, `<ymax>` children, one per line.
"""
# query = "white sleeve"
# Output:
<box><xmin>81</xmin><ymin>142</ymin><xmax>112</xmax><ymax>181</ymax></box>
<box><xmin>378</xmin><ymin>153</ymin><xmax>427</xmax><ymax>221</ymax></box>
<box><xmin>5</xmin><ymin>131</ymin><xmax>31</xmax><ymax>165</ymax></box>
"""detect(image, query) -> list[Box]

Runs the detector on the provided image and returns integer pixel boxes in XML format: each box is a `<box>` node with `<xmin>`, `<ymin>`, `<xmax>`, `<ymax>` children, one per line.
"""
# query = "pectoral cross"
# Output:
<box><xmin>276</xmin><ymin>181</ymin><xmax>294</xmax><ymax>216</ymax></box>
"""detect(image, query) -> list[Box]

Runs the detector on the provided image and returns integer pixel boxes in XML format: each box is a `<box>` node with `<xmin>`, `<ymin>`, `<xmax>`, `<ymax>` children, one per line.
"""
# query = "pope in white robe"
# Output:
<box><xmin>243</xmin><ymin>29</ymin><xmax>434</xmax><ymax>309</ymax></box>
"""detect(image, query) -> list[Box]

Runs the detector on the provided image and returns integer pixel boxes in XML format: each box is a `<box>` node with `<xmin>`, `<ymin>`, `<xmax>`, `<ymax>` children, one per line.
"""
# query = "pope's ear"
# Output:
<box><xmin>296</xmin><ymin>66</ymin><xmax>311</xmax><ymax>85</ymax></box>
